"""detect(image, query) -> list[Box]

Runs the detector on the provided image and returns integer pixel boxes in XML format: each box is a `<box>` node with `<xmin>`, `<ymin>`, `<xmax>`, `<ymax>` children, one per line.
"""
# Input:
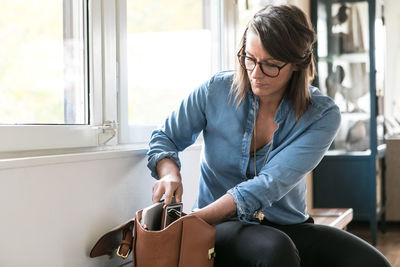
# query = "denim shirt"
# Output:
<box><xmin>147</xmin><ymin>71</ymin><xmax>341</xmax><ymax>225</ymax></box>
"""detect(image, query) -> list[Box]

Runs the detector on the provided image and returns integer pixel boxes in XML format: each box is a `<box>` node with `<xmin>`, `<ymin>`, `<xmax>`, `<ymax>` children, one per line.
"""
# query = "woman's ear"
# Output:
<box><xmin>292</xmin><ymin>64</ymin><xmax>300</xmax><ymax>71</ymax></box>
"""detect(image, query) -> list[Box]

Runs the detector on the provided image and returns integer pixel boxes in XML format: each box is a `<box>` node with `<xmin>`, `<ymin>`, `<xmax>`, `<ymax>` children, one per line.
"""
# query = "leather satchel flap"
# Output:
<box><xmin>178</xmin><ymin>215</ymin><xmax>216</xmax><ymax>267</ymax></box>
<box><xmin>90</xmin><ymin>218</ymin><xmax>135</xmax><ymax>258</ymax></box>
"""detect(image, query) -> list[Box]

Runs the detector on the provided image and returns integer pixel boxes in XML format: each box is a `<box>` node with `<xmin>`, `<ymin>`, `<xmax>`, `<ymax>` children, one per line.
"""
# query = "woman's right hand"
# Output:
<box><xmin>152</xmin><ymin>174</ymin><xmax>183</xmax><ymax>205</ymax></box>
<box><xmin>153</xmin><ymin>158</ymin><xmax>183</xmax><ymax>205</ymax></box>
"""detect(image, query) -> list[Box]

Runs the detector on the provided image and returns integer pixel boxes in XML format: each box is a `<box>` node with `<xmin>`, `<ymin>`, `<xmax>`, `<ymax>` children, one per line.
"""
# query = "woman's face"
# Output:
<box><xmin>245</xmin><ymin>31</ymin><xmax>297</xmax><ymax>102</ymax></box>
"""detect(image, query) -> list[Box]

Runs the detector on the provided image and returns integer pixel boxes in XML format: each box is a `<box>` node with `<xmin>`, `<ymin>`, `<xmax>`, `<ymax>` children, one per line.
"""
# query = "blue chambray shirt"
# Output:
<box><xmin>147</xmin><ymin>71</ymin><xmax>341</xmax><ymax>225</ymax></box>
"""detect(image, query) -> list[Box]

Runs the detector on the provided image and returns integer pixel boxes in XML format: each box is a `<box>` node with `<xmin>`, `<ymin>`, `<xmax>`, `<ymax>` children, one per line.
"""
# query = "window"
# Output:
<box><xmin>0</xmin><ymin>0</ymin><xmax>87</xmax><ymax>125</ymax></box>
<box><xmin>127</xmin><ymin>0</ymin><xmax>211</xmax><ymax>127</ymax></box>
<box><xmin>122</xmin><ymin>0</ymin><xmax>236</xmax><ymax>143</ymax></box>
<box><xmin>0</xmin><ymin>0</ymin><xmax>106</xmax><ymax>152</ymax></box>
<box><xmin>1</xmin><ymin>0</ymin><xmax>241</xmax><ymax>152</ymax></box>
<box><xmin>237</xmin><ymin>0</ymin><xmax>282</xmax><ymax>35</ymax></box>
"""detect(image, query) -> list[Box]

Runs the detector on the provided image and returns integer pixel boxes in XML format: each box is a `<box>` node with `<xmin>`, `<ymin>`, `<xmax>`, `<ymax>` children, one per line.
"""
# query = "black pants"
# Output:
<box><xmin>214</xmin><ymin>219</ymin><xmax>391</xmax><ymax>267</ymax></box>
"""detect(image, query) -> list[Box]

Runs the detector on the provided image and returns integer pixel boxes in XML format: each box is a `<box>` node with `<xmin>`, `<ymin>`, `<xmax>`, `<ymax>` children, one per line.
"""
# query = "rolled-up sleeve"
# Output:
<box><xmin>228</xmin><ymin>105</ymin><xmax>341</xmax><ymax>222</ymax></box>
<box><xmin>147</xmin><ymin>80</ymin><xmax>210</xmax><ymax>179</ymax></box>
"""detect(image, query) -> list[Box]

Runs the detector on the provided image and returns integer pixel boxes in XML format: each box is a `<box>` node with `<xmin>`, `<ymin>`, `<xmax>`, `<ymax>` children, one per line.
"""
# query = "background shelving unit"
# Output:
<box><xmin>310</xmin><ymin>0</ymin><xmax>386</xmax><ymax>245</ymax></box>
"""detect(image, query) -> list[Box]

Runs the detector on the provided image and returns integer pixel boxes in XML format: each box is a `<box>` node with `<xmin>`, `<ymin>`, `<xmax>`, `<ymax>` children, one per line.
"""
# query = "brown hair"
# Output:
<box><xmin>230</xmin><ymin>5</ymin><xmax>316</xmax><ymax>120</ymax></box>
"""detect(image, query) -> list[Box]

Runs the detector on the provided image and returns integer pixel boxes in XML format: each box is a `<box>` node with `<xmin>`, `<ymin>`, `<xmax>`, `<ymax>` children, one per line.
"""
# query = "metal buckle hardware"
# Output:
<box><xmin>208</xmin><ymin>247</ymin><xmax>216</xmax><ymax>260</ymax></box>
<box><xmin>116</xmin><ymin>245</ymin><xmax>130</xmax><ymax>259</ymax></box>
<box><xmin>254</xmin><ymin>210</ymin><xmax>265</xmax><ymax>222</ymax></box>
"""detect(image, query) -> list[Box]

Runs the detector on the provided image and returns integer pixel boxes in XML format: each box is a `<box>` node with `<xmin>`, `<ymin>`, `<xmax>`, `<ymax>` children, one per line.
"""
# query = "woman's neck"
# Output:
<box><xmin>257</xmin><ymin>95</ymin><xmax>282</xmax><ymax>116</ymax></box>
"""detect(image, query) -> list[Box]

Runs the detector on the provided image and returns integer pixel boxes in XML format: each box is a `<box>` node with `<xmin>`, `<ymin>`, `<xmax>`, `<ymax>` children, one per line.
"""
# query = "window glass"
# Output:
<box><xmin>127</xmin><ymin>0</ymin><xmax>212</xmax><ymax>126</ymax></box>
<box><xmin>0</xmin><ymin>0</ymin><xmax>87</xmax><ymax>125</ymax></box>
<box><xmin>237</xmin><ymin>0</ymin><xmax>280</xmax><ymax>30</ymax></box>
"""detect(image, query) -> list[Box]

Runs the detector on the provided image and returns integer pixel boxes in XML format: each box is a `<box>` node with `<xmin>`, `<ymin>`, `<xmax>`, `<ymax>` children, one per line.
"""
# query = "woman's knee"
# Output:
<box><xmin>259</xmin><ymin>226</ymin><xmax>300</xmax><ymax>267</ymax></box>
<box><xmin>215</xmin><ymin>221</ymin><xmax>300</xmax><ymax>267</ymax></box>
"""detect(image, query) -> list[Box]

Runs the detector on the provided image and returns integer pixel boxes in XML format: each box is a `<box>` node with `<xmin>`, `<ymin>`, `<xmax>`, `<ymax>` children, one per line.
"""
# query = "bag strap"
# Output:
<box><xmin>90</xmin><ymin>218</ymin><xmax>135</xmax><ymax>259</ymax></box>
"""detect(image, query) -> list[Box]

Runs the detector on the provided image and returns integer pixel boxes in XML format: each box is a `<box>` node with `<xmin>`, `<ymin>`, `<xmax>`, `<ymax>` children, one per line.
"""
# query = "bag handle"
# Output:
<box><xmin>90</xmin><ymin>218</ymin><xmax>135</xmax><ymax>259</ymax></box>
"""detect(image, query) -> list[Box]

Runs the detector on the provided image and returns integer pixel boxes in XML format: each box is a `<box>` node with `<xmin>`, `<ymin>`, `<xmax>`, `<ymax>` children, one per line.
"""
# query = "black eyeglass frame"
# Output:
<box><xmin>237</xmin><ymin>50</ymin><xmax>289</xmax><ymax>78</ymax></box>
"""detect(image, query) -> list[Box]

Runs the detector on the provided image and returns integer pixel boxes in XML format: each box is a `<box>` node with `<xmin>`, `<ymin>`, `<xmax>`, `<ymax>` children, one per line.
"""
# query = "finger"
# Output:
<box><xmin>174</xmin><ymin>186</ymin><xmax>183</xmax><ymax>203</ymax></box>
<box><xmin>152</xmin><ymin>183</ymin><xmax>158</xmax><ymax>193</ymax></box>
<box><xmin>164</xmin><ymin>192</ymin><xmax>173</xmax><ymax>206</ymax></box>
<box><xmin>152</xmin><ymin>186</ymin><xmax>164</xmax><ymax>203</ymax></box>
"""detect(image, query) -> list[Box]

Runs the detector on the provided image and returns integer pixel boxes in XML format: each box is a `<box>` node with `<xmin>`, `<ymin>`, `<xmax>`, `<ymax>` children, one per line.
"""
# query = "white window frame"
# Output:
<box><xmin>0</xmin><ymin>0</ymin><xmax>119</xmax><ymax>153</ymax></box>
<box><xmin>117</xmin><ymin>0</ymin><xmax>239</xmax><ymax>144</ymax></box>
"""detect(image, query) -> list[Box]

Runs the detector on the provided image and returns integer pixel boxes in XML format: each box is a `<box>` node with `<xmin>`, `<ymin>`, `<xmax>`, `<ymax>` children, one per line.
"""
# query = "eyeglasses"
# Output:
<box><xmin>237</xmin><ymin>52</ymin><xmax>288</xmax><ymax>78</ymax></box>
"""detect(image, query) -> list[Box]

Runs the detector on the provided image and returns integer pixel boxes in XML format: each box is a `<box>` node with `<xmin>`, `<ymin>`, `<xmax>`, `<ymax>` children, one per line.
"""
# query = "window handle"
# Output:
<box><xmin>93</xmin><ymin>120</ymin><xmax>118</xmax><ymax>145</ymax></box>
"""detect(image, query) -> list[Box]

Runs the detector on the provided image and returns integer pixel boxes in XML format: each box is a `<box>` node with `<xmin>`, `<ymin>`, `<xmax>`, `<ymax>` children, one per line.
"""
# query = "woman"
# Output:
<box><xmin>147</xmin><ymin>5</ymin><xmax>390</xmax><ymax>267</ymax></box>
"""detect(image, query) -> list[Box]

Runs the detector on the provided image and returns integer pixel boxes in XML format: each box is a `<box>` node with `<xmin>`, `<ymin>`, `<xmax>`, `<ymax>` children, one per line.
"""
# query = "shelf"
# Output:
<box><xmin>318</xmin><ymin>52</ymin><xmax>369</xmax><ymax>63</ymax></box>
<box><xmin>325</xmin><ymin>149</ymin><xmax>371</xmax><ymax>157</ymax></box>
<box><xmin>325</xmin><ymin>144</ymin><xmax>386</xmax><ymax>158</ymax></box>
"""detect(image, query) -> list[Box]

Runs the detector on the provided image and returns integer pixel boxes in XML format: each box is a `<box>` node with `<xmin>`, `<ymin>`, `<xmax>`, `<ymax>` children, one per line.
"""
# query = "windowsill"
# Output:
<box><xmin>0</xmin><ymin>143</ymin><xmax>203</xmax><ymax>170</ymax></box>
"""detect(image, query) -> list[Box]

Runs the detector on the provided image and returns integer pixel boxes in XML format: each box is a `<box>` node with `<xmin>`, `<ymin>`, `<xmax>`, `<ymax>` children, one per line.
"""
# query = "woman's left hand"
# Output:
<box><xmin>191</xmin><ymin>194</ymin><xmax>237</xmax><ymax>225</ymax></box>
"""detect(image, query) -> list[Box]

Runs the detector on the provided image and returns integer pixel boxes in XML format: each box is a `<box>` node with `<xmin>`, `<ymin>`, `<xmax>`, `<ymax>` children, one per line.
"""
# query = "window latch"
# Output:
<box><xmin>94</xmin><ymin>120</ymin><xmax>118</xmax><ymax>145</ymax></box>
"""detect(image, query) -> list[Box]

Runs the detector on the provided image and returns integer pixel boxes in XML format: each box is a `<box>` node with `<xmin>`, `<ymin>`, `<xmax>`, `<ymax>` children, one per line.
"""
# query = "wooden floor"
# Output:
<box><xmin>348</xmin><ymin>222</ymin><xmax>400</xmax><ymax>267</ymax></box>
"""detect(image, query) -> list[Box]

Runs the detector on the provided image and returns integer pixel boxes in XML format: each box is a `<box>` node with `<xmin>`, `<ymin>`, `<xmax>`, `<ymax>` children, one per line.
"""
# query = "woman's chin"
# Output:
<box><xmin>251</xmin><ymin>86</ymin><xmax>268</xmax><ymax>95</ymax></box>
<box><xmin>251</xmin><ymin>86</ymin><xmax>286</xmax><ymax>101</ymax></box>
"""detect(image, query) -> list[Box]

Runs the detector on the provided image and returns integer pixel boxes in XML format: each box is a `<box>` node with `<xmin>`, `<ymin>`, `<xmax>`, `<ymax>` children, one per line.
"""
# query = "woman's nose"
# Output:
<box><xmin>250</xmin><ymin>63</ymin><xmax>264</xmax><ymax>79</ymax></box>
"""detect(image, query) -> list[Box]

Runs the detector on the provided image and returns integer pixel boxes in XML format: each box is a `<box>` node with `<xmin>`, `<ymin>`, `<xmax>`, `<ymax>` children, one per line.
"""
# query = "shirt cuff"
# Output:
<box><xmin>147</xmin><ymin>152</ymin><xmax>181</xmax><ymax>179</ymax></box>
<box><xmin>227</xmin><ymin>187</ymin><xmax>258</xmax><ymax>224</ymax></box>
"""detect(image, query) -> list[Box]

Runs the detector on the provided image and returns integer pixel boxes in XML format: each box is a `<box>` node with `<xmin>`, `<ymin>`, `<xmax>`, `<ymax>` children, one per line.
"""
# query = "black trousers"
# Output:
<box><xmin>214</xmin><ymin>219</ymin><xmax>391</xmax><ymax>267</ymax></box>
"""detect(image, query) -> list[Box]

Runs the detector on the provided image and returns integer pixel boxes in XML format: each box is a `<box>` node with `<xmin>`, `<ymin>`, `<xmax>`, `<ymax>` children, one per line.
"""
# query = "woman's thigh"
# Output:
<box><xmin>277</xmin><ymin>223</ymin><xmax>390</xmax><ymax>267</ymax></box>
<box><xmin>214</xmin><ymin>220</ymin><xmax>301</xmax><ymax>267</ymax></box>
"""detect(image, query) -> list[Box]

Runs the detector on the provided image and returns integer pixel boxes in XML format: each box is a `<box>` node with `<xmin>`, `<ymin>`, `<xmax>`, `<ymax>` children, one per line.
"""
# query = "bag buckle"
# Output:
<box><xmin>208</xmin><ymin>247</ymin><xmax>216</xmax><ymax>260</ymax></box>
<box><xmin>254</xmin><ymin>210</ymin><xmax>265</xmax><ymax>222</ymax></box>
<box><xmin>116</xmin><ymin>245</ymin><xmax>130</xmax><ymax>259</ymax></box>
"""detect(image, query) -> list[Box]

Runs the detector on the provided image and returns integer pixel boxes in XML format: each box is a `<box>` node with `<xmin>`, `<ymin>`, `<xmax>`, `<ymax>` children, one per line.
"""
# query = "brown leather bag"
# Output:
<box><xmin>90</xmin><ymin>209</ymin><xmax>216</xmax><ymax>267</ymax></box>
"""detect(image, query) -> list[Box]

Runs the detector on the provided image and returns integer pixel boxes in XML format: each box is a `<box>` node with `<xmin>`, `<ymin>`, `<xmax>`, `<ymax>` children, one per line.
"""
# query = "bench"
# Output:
<box><xmin>309</xmin><ymin>208</ymin><xmax>353</xmax><ymax>230</ymax></box>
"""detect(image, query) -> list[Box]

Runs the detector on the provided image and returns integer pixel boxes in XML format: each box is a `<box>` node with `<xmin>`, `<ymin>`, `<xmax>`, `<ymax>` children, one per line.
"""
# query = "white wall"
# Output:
<box><xmin>0</xmin><ymin>146</ymin><xmax>201</xmax><ymax>267</ymax></box>
<box><xmin>384</xmin><ymin>0</ymin><xmax>400</xmax><ymax>118</ymax></box>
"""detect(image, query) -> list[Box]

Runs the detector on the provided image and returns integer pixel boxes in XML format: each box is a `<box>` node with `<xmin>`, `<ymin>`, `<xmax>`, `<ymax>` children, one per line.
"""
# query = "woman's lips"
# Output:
<box><xmin>252</xmin><ymin>81</ymin><xmax>267</xmax><ymax>87</ymax></box>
